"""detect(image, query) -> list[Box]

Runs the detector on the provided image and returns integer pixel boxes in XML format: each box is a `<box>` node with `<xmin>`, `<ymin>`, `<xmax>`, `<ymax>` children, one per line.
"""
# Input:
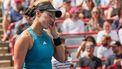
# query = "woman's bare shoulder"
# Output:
<box><xmin>14</xmin><ymin>30</ymin><xmax>33</xmax><ymax>49</ymax></box>
<box><xmin>15</xmin><ymin>30</ymin><xmax>33</xmax><ymax>45</ymax></box>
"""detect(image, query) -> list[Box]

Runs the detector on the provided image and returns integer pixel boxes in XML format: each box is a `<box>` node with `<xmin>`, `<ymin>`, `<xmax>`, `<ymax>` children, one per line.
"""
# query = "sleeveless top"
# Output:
<box><xmin>23</xmin><ymin>27</ymin><xmax>54</xmax><ymax>69</ymax></box>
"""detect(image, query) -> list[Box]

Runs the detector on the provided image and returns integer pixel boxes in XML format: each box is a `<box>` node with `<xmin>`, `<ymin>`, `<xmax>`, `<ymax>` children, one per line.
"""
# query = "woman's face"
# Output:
<box><xmin>38</xmin><ymin>11</ymin><xmax>55</xmax><ymax>29</ymax></box>
<box><xmin>92</xmin><ymin>11</ymin><xmax>99</xmax><ymax>18</ymax></box>
<box><xmin>103</xmin><ymin>22</ymin><xmax>111</xmax><ymax>33</ymax></box>
<box><xmin>85</xmin><ymin>42</ymin><xmax>94</xmax><ymax>55</ymax></box>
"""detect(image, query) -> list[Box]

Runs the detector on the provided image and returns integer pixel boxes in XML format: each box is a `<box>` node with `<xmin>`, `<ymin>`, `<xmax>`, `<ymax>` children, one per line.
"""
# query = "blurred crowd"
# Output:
<box><xmin>1</xmin><ymin>0</ymin><xmax>122</xmax><ymax>69</ymax></box>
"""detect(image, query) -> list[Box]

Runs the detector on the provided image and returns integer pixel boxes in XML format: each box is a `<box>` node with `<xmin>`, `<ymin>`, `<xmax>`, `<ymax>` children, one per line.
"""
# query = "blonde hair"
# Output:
<box><xmin>91</xmin><ymin>7</ymin><xmax>101</xmax><ymax>14</ymax></box>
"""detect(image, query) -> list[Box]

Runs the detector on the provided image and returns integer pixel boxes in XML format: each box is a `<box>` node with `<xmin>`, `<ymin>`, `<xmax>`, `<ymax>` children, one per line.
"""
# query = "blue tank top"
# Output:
<box><xmin>23</xmin><ymin>27</ymin><xmax>54</xmax><ymax>69</ymax></box>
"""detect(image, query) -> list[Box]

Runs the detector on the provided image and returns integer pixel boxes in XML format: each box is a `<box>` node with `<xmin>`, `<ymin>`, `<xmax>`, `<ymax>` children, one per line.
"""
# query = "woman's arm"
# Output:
<box><xmin>53</xmin><ymin>44</ymin><xmax>65</xmax><ymax>62</ymax></box>
<box><xmin>76</xmin><ymin>41</ymin><xmax>85</xmax><ymax>58</ymax></box>
<box><xmin>48</xmin><ymin>21</ymin><xmax>65</xmax><ymax>62</ymax></box>
<box><xmin>76</xmin><ymin>46</ymin><xmax>83</xmax><ymax>58</ymax></box>
<box><xmin>52</xmin><ymin>33</ymin><xmax>65</xmax><ymax>62</ymax></box>
<box><xmin>45</xmin><ymin>29</ymin><xmax>65</xmax><ymax>62</ymax></box>
<box><xmin>14</xmin><ymin>31</ymin><xmax>31</xmax><ymax>69</ymax></box>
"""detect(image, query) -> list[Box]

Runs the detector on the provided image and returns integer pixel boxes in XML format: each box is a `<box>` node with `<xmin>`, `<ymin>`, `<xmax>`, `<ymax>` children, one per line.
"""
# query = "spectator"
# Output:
<box><xmin>81</xmin><ymin>0</ymin><xmax>95</xmax><ymax>18</ymax></box>
<box><xmin>96</xmin><ymin>35</ymin><xmax>114</xmax><ymax>61</ymax></box>
<box><xmin>76</xmin><ymin>35</ymin><xmax>96</xmax><ymax>58</ymax></box>
<box><xmin>61</xmin><ymin>7</ymin><xmax>85</xmax><ymax>46</ymax></box>
<box><xmin>85</xmin><ymin>7</ymin><xmax>104</xmax><ymax>32</ymax></box>
<box><xmin>106</xmin><ymin>0</ymin><xmax>121</xmax><ymax>20</ymax></box>
<box><xmin>112</xmin><ymin>8</ymin><xmax>122</xmax><ymax>31</ymax></box>
<box><xmin>10</xmin><ymin>14</ymin><xmax>32</xmax><ymax>56</ymax></box>
<box><xmin>15</xmin><ymin>15</ymin><xmax>32</xmax><ymax>35</ymax></box>
<box><xmin>62</xmin><ymin>7</ymin><xmax>85</xmax><ymax>33</ymax></box>
<box><xmin>2</xmin><ymin>0</ymin><xmax>24</xmax><ymax>41</ymax></box>
<box><xmin>76</xmin><ymin>41</ymin><xmax>102</xmax><ymax>69</ymax></box>
<box><xmin>104</xmin><ymin>41</ymin><xmax>122</xmax><ymax>69</ymax></box>
<box><xmin>96</xmin><ymin>20</ymin><xmax>119</xmax><ymax>43</ymax></box>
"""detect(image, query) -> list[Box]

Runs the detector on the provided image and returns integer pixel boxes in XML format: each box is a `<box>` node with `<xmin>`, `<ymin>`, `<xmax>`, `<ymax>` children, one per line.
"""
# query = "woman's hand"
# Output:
<box><xmin>49</xmin><ymin>22</ymin><xmax>59</xmax><ymax>39</ymax></box>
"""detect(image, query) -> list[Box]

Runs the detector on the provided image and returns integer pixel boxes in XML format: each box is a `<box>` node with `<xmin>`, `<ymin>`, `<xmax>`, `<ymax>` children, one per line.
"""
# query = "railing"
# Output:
<box><xmin>59</xmin><ymin>32</ymin><xmax>98</xmax><ymax>39</ymax></box>
<box><xmin>55</xmin><ymin>18</ymin><xmax>90</xmax><ymax>24</ymax></box>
